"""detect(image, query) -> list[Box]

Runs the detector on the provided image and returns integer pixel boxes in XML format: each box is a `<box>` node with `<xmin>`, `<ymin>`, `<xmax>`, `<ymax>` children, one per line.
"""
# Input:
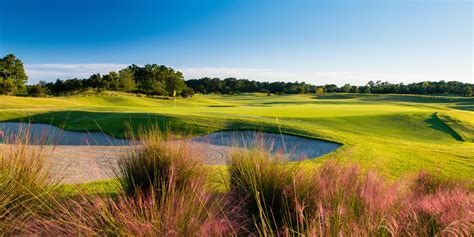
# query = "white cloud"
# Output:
<box><xmin>25</xmin><ymin>63</ymin><xmax>128</xmax><ymax>83</ymax></box>
<box><xmin>25</xmin><ymin>64</ymin><xmax>463</xmax><ymax>86</ymax></box>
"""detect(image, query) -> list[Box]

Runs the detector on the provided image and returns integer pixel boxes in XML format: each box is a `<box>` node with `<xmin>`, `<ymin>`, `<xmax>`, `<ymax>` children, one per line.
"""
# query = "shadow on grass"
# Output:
<box><xmin>360</xmin><ymin>95</ymin><xmax>474</xmax><ymax>104</ymax></box>
<box><xmin>5</xmin><ymin>110</ymin><xmax>328</xmax><ymax>142</ymax></box>
<box><xmin>312</xmin><ymin>94</ymin><xmax>360</xmax><ymax>99</ymax></box>
<box><xmin>6</xmin><ymin>111</ymin><xmax>214</xmax><ymax>138</ymax></box>
<box><xmin>449</xmin><ymin>101</ymin><xmax>474</xmax><ymax>111</ymax></box>
<box><xmin>426</xmin><ymin>113</ymin><xmax>463</xmax><ymax>141</ymax></box>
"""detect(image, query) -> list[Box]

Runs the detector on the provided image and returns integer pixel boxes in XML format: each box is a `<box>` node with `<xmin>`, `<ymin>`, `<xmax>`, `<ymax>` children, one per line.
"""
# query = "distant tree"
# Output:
<box><xmin>103</xmin><ymin>71</ymin><xmax>119</xmax><ymax>90</ymax></box>
<box><xmin>223</xmin><ymin>78</ymin><xmax>242</xmax><ymax>93</ymax></box>
<box><xmin>367</xmin><ymin>81</ymin><xmax>376</xmax><ymax>89</ymax></box>
<box><xmin>87</xmin><ymin>73</ymin><xmax>105</xmax><ymax>91</ymax></box>
<box><xmin>180</xmin><ymin>87</ymin><xmax>195</xmax><ymax>98</ymax></box>
<box><xmin>359</xmin><ymin>86</ymin><xmax>370</xmax><ymax>94</ymax></box>
<box><xmin>341</xmin><ymin>84</ymin><xmax>351</xmax><ymax>93</ymax></box>
<box><xmin>151</xmin><ymin>80</ymin><xmax>166</xmax><ymax>95</ymax></box>
<box><xmin>463</xmin><ymin>86</ymin><xmax>472</xmax><ymax>97</ymax></box>
<box><xmin>421</xmin><ymin>81</ymin><xmax>430</xmax><ymax>94</ymax></box>
<box><xmin>118</xmin><ymin>68</ymin><xmax>136</xmax><ymax>92</ymax></box>
<box><xmin>349</xmin><ymin>86</ymin><xmax>359</xmax><ymax>93</ymax></box>
<box><xmin>324</xmin><ymin>84</ymin><xmax>339</xmax><ymax>93</ymax></box>
<box><xmin>165</xmin><ymin>73</ymin><xmax>186</xmax><ymax>96</ymax></box>
<box><xmin>27</xmin><ymin>83</ymin><xmax>46</xmax><ymax>97</ymax></box>
<box><xmin>126</xmin><ymin>64</ymin><xmax>185</xmax><ymax>96</ymax></box>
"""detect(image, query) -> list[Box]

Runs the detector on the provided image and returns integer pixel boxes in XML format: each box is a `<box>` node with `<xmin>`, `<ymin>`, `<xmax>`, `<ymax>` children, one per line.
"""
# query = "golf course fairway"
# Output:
<box><xmin>1</xmin><ymin>92</ymin><xmax>473</xmax><ymax>180</ymax></box>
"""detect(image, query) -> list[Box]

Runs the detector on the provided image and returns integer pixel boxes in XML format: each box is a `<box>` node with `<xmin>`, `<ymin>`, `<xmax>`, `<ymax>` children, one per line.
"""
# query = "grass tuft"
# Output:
<box><xmin>227</xmin><ymin>145</ymin><xmax>300</xmax><ymax>234</ymax></box>
<box><xmin>115</xmin><ymin>126</ymin><xmax>204</xmax><ymax>197</ymax></box>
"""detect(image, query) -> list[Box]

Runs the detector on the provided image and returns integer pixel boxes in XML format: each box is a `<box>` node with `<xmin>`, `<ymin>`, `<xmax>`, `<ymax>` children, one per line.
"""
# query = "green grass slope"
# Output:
<box><xmin>437</xmin><ymin>110</ymin><xmax>474</xmax><ymax>142</ymax></box>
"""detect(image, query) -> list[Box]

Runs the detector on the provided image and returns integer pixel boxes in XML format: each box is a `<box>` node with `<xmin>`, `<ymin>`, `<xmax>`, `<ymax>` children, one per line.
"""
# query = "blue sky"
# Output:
<box><xmin>0</xmin><ymin>0</ymin><xmax>472</xmax><ymax>85</ymax></box>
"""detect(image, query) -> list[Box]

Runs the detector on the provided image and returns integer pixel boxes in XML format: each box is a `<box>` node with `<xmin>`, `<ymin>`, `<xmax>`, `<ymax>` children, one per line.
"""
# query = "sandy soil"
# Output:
<box><xmin>2</xmin><ymin>142</ymin><xmax>237</xmax><ymax>184</ymax></box>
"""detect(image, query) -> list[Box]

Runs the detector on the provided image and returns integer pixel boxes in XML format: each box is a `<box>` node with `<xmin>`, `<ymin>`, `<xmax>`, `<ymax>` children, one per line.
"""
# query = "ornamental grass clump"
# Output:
<box><xmin>0</xmin><ymin>130</ymin><xmax>54</xmax><ymax>234</ymax></box>
<box><xmin>29</xmin><ymin>127</ymin><xmax>234</xmax><ymax>235</ymax></box>
<box><xmin>115</xmin><ymin>126</ymin><xmax>204</xmax><ymax>197</ymax></box>
<box><xmin>227</xmin><ymin>144</ymin><xmax>301</xmax><ymax>235</ymax></box>
<box><xmin>286</xmin><ymin>161</ymin><xmax>401</xmax><ymax>236</ymax></box>
<box><xmin>228</xmin><ymin>148</ymin><xmax>473</xmax><ymax>236</ymax></box>
<box><xmin>389</xmin><ymin>171</ymin><xmax>474</xmax><ymax>236</ymax></box>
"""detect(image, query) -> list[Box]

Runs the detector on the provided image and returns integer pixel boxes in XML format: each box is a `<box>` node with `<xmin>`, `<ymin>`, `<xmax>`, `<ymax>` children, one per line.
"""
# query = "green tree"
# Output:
<box><xmin>102</xmin><ymin>71</ymin><xmax>120</xmax><ymax>90</ymax></box>
<box><xmin>0</xmin><ymin>78</ymin><xmax>15</xmax><ymax>94</ymax></box>
<box><xmin>463</xmin><ymin>86</ymin><xmax>472</xmax><ymax>97</ymax></box>
<box><xmin>27</xmin><ymin>83</ymin><xmax>46</xmax><ymax>97</ymax></box>
<box><xmin>0</xmin><ymin>54</ymin><xmax>28</xmax><ymax>94</ymax></box>
<box><xmin>341</xmin><ymin>84</ymin><xmax>351</xmax><ymax>93</ymax></box>
<box><xmin>87</xmin><ymin>73</ymin><xmax>105</xmax><ymax>91</ymax></box>
<box><xmin>151</xmin><ymin>81</ymin><xmax>166</xmax><ymax>95</ymax></box>
<box><xmin>118</xmin><ymin>68</ymin><xmax>136</xmax><ymax>92</ymax></box>
<box><xmin>165</xmin><ymin>74</ymin><xmax>186</xmax><ymax>96</ymax></box>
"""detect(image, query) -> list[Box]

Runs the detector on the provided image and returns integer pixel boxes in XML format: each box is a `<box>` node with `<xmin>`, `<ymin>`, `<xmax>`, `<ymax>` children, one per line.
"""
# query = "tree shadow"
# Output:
<box><xmin>5</xmin><ymin>110</ymin><xmax>212</xmax><ymax>138</ymax></box>
<box><xmin>4</xmin><ymin>110</ymin><xmax>342</xmax><ymax>146</ymax></box>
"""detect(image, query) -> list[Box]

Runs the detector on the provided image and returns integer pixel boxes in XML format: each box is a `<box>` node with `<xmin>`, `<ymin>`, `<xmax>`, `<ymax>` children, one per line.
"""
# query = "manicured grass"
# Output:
<box><xmin>58</xmin><ymin>179</ymin><xmax>120</xmax><ymax>197</ymax></box>
<box><xmin>1</xmin><ymin>93</ymin><xmax>473</xmax><ymax>181</ymax></box>
<box><xmin>437</xmin><ymin>110</ymin><xmax>474</xmax><ymax>142</ymax></box>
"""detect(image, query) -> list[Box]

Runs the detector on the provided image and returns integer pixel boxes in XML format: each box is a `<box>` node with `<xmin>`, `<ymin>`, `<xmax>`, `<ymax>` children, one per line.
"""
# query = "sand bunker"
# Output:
<box><xmin>0</xmin><ymin>123</ymin><xmax>341</xmax><ymax>183</ymax></box>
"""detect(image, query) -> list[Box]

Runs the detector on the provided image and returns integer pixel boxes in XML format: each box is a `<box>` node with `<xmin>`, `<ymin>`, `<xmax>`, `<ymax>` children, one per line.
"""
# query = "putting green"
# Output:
<box><xmin>1</xmin><ymin>92</ymin><xmax>473</xmax><ymax>180</ymax></box>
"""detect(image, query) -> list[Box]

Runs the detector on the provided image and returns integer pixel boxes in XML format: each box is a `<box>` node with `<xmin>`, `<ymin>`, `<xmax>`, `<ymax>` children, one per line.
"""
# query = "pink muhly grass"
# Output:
<box><xmin>390</xmin><ymin>172</ymin><xmax>474</xmax><ymax>236</ymax></box>
<box><xmin>285</xmin><ymin>161</ymin><xmax>401</xmax><ymax>236</ymax></box>
<box><xmin>245</xmin><ymin>160</ymin><xmax>473</xmax><ymax>236</ymax></box>
<box><xmin>28</xmin><ymin>181</ymin><xmax>234</xmax><ymax>236</ymax></box>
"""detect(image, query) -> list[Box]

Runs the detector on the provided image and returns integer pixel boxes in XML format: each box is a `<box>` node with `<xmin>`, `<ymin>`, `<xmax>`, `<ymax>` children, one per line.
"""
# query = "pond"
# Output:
<box><xmin>0</xmin><ymin>123</ymin><xmax>341</xmax><ymax>160</ymax></box>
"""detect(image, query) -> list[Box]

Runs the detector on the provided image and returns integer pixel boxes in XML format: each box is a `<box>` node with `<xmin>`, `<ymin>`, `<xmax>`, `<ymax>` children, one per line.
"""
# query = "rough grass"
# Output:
<box><xmin>114</xmin><ymin>127</ymin><xmax>204</xmax><ymax>196</ymax></box>
<box><xmin>227</xmin><ymin>147</ymin><xmax>298</xmax><ymax>234</ymax></box>
<box><xmin>1</xmin><ymin>132</ymin><xmax>472</xmax><ymax>236</ymax></box>
<box><xmin>0</xmin><ymin>134</ymin><xmax>55</xmax><ymax>234</ymax></box>
<box><xmin>227</xmin><ymin>148</ymin><xmax>474</xmax><ymax>236</ymax></box>
<box><xmin>25</xmin><ymin>129</ymin><xmax>234</xmax><ymax>235</ymax></box>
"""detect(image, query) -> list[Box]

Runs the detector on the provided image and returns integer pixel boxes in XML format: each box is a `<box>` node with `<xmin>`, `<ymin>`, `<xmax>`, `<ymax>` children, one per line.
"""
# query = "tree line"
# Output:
<box><xmin>37</xmin><ymin>64</ymin><xmax>192</xmax><ymax>97</ymax></box>
<box><xmin>0</xmin><ymin>54</ymin><xmax>472</xmax><ymax>97</ymax></box>
<box><xmin>185</xmin><ymin>77</ymin><xmax>473</xmax><ymax>96</ymax></box>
